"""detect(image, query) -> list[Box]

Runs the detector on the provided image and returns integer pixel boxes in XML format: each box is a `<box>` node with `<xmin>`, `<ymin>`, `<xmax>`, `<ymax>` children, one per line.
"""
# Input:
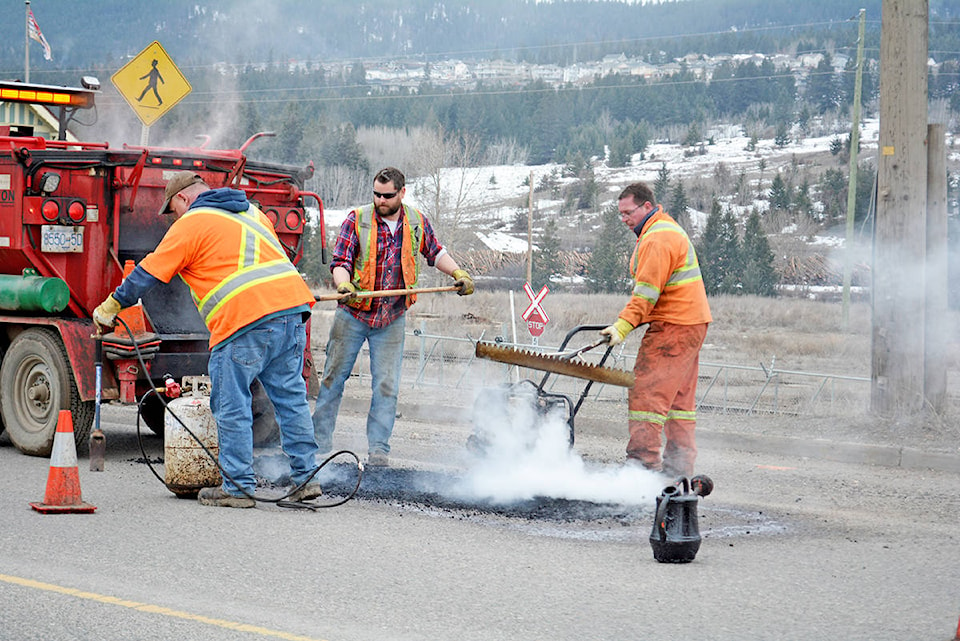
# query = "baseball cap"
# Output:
<box><xmin>158</xmin><ymin>171</ymin><xmax>205</xmax><ymax>215</ymax></box>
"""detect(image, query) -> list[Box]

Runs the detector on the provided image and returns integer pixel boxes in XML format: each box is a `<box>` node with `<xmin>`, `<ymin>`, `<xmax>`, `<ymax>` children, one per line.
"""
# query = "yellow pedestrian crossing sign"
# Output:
<box><xmin>111</xmin><ymin>41</ymin><xmax>191</xmax><ymax>127</ymax></box>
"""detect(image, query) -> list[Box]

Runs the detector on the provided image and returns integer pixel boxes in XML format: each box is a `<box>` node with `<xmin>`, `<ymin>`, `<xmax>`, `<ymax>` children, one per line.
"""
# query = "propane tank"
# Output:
<box><xmin>649</xmin><ymin>474</ymin><xmax>713</xmax><ymax>563</ymax></box>
<box><xmin>0</xmin><ymin>269</ymin><xmax>69</xmax><ymax>312</ymax></box>
<box><xmin>163</xmin><ymin>392</ymin><xmax>221</xmax><ymax>498</ymax></box>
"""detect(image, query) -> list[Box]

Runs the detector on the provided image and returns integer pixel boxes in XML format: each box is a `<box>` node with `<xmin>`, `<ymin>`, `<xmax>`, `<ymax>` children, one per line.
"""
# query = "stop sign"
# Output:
<box><xmin>526</xmin><ymin>308</ymin><xmax>547</xmax><ymax>337</ymax></box>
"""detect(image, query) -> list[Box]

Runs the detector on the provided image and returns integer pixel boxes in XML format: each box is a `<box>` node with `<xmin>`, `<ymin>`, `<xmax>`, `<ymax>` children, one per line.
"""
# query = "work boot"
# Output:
<box><xmin>198</xmin><ymin>486</ymin><xmax>255</xmax><ymax>508</ymax></box>
<box><xmin>367</xmin><ymin>451</ymin><xmax>389</xmax><ymax>467</ymax></box>
<box><xmin>287</xmin><ymin>481</ymin><xmax>323</xmax><ymax>502</ymax></box>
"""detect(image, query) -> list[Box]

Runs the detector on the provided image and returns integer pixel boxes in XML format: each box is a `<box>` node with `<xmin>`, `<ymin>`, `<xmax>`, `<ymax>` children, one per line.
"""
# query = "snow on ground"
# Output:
<box><xmin>322</xmin><ymin>118</ymin><xmax>892</xmax><ymax>254</ymax></box>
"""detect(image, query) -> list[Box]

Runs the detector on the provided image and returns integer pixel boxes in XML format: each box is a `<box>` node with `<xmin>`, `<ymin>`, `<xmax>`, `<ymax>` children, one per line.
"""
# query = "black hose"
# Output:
<box><xmin>114</xmin><ymin>315</ymin><xmax>361</xmax><ymax>509</ymax></box>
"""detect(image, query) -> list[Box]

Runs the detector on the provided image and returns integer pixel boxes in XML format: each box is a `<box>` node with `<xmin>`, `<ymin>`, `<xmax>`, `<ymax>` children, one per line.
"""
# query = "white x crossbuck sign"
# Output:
<box><xmin>521</xmin><ymin>283</ymin><xmax>549</xmax><ymax>322</ymax></box>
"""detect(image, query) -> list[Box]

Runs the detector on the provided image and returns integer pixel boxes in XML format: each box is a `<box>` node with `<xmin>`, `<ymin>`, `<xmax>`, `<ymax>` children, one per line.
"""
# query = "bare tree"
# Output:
<box><xmin>409</xmin><ymin>125</ymin><xmax>486</xmax><ymax>249</ymax></box>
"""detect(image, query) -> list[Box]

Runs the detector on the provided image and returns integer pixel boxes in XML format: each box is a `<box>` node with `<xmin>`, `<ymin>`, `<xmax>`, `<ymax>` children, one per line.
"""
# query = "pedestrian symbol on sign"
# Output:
<box><xmin>137</xmin><ymin>59</ymin><xmax>164</xmax><ymax>106</ymax></box>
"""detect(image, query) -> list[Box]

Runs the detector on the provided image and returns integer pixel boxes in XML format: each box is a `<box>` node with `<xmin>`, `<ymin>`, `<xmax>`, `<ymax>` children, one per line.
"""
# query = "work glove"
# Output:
<box><xmin>599</xmin><ymin>319</ymin><xmax>634</xmax><ymax>346</ymax></box>
<box><xmin>93</xmin><ymin>294</ymin><xmax>122</xmax><ymax>332</ymax></box>
<box><xmin>336</xmin><ymin>281</ymin><xmax>358</xmax><ymax>301</ymax></box>
<box><xmin>451</xmin><ymin>269</ymin><xmax>474</xmax><ymax>296</ymax></box>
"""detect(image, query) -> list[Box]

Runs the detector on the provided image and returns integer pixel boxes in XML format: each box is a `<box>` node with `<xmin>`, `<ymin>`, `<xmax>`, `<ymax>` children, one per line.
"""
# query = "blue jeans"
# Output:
<box><xmin>312</xmin><ymin>307</ymin><xmax>405</xmax><ymax>455</ymax></box>
<box><xmin>209</xmin><ymin>313</ymin><xmax>318</xmax><ymax>495</ymax></box>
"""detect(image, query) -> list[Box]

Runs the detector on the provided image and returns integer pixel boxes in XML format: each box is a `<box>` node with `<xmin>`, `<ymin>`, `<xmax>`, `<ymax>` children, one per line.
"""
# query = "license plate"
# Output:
<box><xmin>41</xmin><ymin>225</ymin><xmax>84</xmax><ymax>253</ymax></box>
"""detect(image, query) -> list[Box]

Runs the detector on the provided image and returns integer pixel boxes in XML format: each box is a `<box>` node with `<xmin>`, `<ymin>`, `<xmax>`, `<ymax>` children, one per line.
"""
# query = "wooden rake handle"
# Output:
<box><xmin>315</xmin><ymin>285</ymin><xmax>459</xmax><ymax>302</ymax></box>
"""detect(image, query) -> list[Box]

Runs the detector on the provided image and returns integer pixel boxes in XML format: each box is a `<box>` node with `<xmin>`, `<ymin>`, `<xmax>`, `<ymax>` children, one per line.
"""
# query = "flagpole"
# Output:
<box><xmin>25</xmin><ymin>0</ymin><xmax>30</xmax><ymax>82</ymax></box>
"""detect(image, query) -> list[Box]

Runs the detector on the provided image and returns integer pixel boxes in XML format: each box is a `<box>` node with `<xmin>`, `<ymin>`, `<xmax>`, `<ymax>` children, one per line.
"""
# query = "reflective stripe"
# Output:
<box><xmin>632</xmin><ymin>280</ymin><xmax>660</xmax><ymax>303</ymax></box>
<box><xmin>633</xmin><ymin>217</ymin><xmax>704</xmax><ymax>290</ymax></box>
<box><xmin>183</xmin><ymin>207</ymin><xmax>286</xmax><ymax>262</ymax></box>
<box><xmin>198</xmin><ymin>259</ymin><xmax>298</xmax><ymax>322</ymax></box>
<box><xmin>629</xmin><ymin>410</ymin><xmax>666</xmax><ymax>425</ymax></box>
<box><xmin>183</xmin><ymin>206</ymin><xmax>299</xmax><ymax>323</ymax></box>
<box><xmin>667</xmin><ymin>409</ymin><xmax>697</xmax><ymax>422</ymax></box>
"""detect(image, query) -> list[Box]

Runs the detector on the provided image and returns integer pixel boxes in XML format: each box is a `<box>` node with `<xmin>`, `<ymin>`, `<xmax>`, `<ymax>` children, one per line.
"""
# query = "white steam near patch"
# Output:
<box><xmin>452</xmin><ymin>387</ymin><xmax>665</xmax><ymax>506</ymax></box>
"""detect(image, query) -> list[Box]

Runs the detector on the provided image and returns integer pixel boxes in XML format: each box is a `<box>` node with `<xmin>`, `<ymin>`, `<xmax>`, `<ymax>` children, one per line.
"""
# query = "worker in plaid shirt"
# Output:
<box><xmin>312</xmin><ymin>167</ymin><xmax>474</xmax><ymax>467</ymax></box>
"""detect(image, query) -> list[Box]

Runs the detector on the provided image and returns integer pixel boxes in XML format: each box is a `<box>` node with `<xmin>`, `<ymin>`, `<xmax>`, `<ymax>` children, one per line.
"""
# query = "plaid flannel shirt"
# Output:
<box><xmin>331</xmin><ymin>207</ymin><xmax>445</xmax><ymax>328</ymax></box>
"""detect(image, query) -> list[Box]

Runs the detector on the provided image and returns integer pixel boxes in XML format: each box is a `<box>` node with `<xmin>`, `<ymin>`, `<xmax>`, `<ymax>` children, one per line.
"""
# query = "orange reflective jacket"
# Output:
<box><xmin>619</xmin><ymin>207</ymin><xmax>712</xmax><ymax>328</ymax></box>
<box><xmin>139</xmin><ymin>204</ymin><xmax>314</xmax><ymax>347</ymax></box>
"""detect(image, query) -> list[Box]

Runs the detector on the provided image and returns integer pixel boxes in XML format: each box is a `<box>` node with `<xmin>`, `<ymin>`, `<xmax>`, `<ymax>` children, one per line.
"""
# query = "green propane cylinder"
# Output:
<box><xmin>0</xmin><ymin>269</ymin><xmax>70</xmax><ymax>313</ymax></box>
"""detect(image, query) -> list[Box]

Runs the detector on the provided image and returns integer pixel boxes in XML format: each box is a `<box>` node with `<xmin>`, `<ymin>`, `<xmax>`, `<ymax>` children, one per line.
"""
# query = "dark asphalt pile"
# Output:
<box><xmin>284</xmin><ymin>462</ymin><xmax>653</xmax><ymax>525</ymax></box>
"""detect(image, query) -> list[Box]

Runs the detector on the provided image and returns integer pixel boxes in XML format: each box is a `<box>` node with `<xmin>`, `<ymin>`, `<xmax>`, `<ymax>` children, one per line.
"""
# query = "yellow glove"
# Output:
<box><xmin>599</xmin><ymin>319</ymin><xmax>634</xmax><ymax>346</ymax></box>
<box><xmin>451</xmin><ymin>269</ymin><xmax>474</xmax><ymax>296</ymax></box>
<box><xmin>336</xmin><ymin>281</ymin><xmax>358</xmax><ymax>301</ymax></box>
<box><xmin>93</xmin><ymin>294</ymin><xmax>122</xmax><ymax>332</ymax></box>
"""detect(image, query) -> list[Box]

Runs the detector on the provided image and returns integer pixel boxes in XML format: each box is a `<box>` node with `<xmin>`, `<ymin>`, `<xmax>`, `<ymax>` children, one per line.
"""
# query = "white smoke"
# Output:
<box><xmin>452</xmin><ymin>387</ymin><xmax>665</xmax><ymax>506</ymax></box>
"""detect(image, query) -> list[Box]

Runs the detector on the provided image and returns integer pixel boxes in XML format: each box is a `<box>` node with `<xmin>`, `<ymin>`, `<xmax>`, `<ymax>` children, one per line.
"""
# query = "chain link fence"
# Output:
<box><xmin>334</xmin><ymin>320</ymin><xmax>873</xmax><ymax>418</ymax></box>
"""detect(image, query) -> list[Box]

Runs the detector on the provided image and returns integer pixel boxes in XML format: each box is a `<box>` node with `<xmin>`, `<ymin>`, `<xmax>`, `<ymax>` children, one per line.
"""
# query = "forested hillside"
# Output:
<box><xmin>2</xmin><ymin>0</ymin><xmax>958</xmax><ymax>294</ymax></box>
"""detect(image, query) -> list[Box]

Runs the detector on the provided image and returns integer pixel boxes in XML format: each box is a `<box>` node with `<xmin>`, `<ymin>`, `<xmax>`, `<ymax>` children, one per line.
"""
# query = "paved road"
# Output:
<box><xmin>1</xmin><ymin>404</ymin><xmax>958</xmax><ymax>641</ymax></box>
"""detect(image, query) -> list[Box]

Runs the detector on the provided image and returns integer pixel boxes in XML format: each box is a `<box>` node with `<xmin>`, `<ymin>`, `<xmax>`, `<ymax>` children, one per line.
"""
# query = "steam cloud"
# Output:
<box><xmin>451</xmin><ymin>387</ymin><xmax>666</xmax><ymax>506</ymax></box>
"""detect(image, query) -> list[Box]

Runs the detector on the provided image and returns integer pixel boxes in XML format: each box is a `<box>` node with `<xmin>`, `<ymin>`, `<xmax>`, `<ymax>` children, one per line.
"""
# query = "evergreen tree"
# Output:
<box><xmin>654</xmin><ymin>163</ymin><xmax>671</xmax><ymax>203</ymax></box>
<box><xmin>774</xmin><ymin>122</ymin><xmax>790</xmax><ymax>148</ymax></box>
<box><xmin>586</xmin><ymin>204</ymin><xmax>634</xmax><ymax>293</ymax></box>
<box><xmin>741</xmin><ymin>210</ymin><xmax>779</xmax><ymax>296</ymax></box>
<box><xmin>769</xmin><ymin>172</ymin><xmax>791</xmax><ymax>210</ymax></box>
<box><xmin>806</xmin><ymin>52</ymin><xmax>840</xmax><ymax>114</ymax></box>
<box><xmin>532</xmin><ymin>218</ymin><xmax>563</xmax><ymax>291</ymax></box>
<box><xmin>669</xmin><ymin>179</ymin><xmax>689</xmax><ymax>229</ymax></box>
<box><xmin>696</xmin><ymin>200</ymin><xmax>742</xmax><ymax>295</ymax></box>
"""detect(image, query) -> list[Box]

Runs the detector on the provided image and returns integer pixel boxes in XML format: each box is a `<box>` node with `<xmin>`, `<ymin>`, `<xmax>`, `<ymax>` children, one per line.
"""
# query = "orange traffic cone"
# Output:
<box><xmin>30</xmin><ymin>410</ymin><xmax>96</xmax><ymax>514</ymax></box>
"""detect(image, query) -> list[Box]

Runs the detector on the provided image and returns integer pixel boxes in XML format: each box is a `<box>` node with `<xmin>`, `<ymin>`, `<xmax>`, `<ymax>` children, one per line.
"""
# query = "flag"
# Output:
<box><xmin>27</xmin><ymin>8</ymin><xmax>52</xmax><ymax>61</ymax></box>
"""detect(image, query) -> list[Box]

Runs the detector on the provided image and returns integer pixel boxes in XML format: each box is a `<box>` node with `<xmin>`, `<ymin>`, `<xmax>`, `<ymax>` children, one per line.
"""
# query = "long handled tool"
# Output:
<box><xmin>556</xmin><ymin>336</ymin><xmax>610</xmax><ymax>360</ymax></box>
<box><xmin>315</xmin><ymin>285</ymin><xmax>458</xmax><ymax>302</ymax></box>
<box><xmin>89</xmin><ymin>333</ymin><xmax>106</xmax><ymax>471</ymax></box>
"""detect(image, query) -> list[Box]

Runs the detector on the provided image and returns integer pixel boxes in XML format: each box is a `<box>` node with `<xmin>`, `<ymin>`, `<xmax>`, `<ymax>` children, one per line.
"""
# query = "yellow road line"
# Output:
<box><xmin>0</xmin><ymin>573</ymin><xmax>327</xmax><ymax>641</ymax></box>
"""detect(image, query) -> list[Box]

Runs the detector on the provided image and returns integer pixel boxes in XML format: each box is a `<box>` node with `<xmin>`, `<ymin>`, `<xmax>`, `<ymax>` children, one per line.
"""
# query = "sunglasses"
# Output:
<box><xmin>373</xmin><ymin>190</ymin><xmax>398</xmax><ymax>200</ymax></box>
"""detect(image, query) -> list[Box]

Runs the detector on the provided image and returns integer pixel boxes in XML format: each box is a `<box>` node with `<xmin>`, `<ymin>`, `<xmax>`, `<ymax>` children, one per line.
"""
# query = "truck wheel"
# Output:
<box><xmin>138</xmin><ymin>392</ymin><xmax>166</xmax><ymax>436</ymax></box>
<box><xmin>1</xmin><ymin>328</ymin><xmax>95</xmax><ymax>457</ymax></box>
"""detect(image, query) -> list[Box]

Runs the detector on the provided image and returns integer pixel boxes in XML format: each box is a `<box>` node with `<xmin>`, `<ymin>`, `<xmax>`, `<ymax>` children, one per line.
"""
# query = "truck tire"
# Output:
<box><xmin>138</xmin><ymin>392</ymin><xmax>166</xmax><ymax>436</ymax></box>
<box><xmin>1</xmin><ymin>328</ymin><xmax>95</xmax><ymax>457</ymax></box>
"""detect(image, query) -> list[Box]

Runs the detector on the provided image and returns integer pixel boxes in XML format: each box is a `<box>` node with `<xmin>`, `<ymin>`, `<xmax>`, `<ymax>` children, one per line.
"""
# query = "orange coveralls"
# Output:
<box><xmin>617</xmin><ymin>207</ymin><xmax>711</xmax><ymax>475</ymax></box>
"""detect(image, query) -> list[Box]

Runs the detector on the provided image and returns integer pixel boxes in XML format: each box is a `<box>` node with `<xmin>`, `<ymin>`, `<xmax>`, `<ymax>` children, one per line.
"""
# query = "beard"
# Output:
<box><xmin>376</xmin><ymin>201</ymin><xmax>402</xmax><ymax>218</ymax></box>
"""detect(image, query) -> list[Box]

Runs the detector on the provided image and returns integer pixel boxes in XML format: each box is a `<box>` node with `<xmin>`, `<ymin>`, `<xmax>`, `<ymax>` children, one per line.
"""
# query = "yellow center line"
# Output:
<box><xmin>0</xmin><ymin>573</ymin><xmax>327</xmax><ymax>641</ymax></box>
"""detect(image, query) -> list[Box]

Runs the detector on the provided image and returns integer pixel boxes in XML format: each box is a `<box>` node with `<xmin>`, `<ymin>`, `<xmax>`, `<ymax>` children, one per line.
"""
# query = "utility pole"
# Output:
<box><xmin>841</xmin><ymin>8</ymin><xmax>866</xmax><ymax>326</ymax></box>
<box><xmin>925</xmin><ymin>123</ymin><xmax>948</xmax><ymax>412</ymax></box>
<box><xmin>872</xmin><ymin>0</ymin><xmax>929</xmax><ymax>416</ymax></box>
<box><xmin>527</xmin><ymin>170</ymin><xmax>534</xmax><ymax>285</ymax></box>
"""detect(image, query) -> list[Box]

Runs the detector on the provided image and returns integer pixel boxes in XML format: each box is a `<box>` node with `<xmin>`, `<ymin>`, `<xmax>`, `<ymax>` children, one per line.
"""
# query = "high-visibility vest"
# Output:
<box><xmin>623</xmin><ymin>207</ymin><xmax>712</xmax><ymax>326</ymax></box>
<box><xmin>139</xmin><ymin>204</ymin><xmax>314</xmax><ymax>347</ymax></box>
<box><xmin>347</xmin><ymin>204</ymin><xmax>424</xmax><ymax>311</ymax></box>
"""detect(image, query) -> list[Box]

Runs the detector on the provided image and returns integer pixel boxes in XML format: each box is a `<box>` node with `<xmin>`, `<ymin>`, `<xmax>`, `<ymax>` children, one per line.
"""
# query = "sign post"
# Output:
<box><xmin>111</xmin><ymin>41</ymin><xmax>192</xmax><ymax>139</ymax></box>
<box><xmin>521</xmin><ymin>282</ymin><xmax>549</xmax><ymax>345</ymax></box>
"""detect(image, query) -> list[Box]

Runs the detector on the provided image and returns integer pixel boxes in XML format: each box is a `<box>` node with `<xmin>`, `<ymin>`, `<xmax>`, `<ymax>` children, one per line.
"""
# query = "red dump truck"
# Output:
<box><xmin>0</xmin><ymin>79</ymin><xmax>324</xmax><ymax>456</ymax></box>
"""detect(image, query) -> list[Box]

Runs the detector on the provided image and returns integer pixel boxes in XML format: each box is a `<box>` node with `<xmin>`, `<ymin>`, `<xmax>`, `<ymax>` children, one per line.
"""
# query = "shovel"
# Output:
<box><xmin>89</xmin><ymin>333</ymin><xmax>105</xmax><ymax>471</ymax></box>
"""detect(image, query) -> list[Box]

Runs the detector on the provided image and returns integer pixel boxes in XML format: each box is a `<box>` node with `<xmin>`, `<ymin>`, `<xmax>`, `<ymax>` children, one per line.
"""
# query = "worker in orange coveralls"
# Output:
<box><xmin>599</xmin><ymin>181</ymin><xmax>711</xmax><ymax>477</ymax></box>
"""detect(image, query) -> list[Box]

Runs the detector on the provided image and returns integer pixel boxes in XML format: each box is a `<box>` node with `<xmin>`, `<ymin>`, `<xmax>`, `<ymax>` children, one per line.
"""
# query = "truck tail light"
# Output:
<box><xmin>41</xmin><ymin>199</ymin><xmax>60</xmax><ymax>222</ymax></box>
<box><xmin>284</xmin><ymin>209</ymin><xmax>302</xmax><ymax>230</ymax></box>
<box><xmin>41</xmin><ymin>197</ymin><xmax>87</xmax><ymax>224</ymax></box>
<box><xmin>67</xmin><ymin>200</ymin><xmax>86</xmax><ymax>223</ymax></box>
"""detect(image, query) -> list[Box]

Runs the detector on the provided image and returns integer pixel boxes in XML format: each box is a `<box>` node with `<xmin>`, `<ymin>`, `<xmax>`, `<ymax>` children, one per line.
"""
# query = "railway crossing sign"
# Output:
<box><xmin>111</xmin><ymin>41</ymin><xmax>191</xmax><ymax>127</ymax></box>
<box><xmin>522</xmin><ymin>283</ymin><xmax>549</xmax><ymax>337</ymax></box>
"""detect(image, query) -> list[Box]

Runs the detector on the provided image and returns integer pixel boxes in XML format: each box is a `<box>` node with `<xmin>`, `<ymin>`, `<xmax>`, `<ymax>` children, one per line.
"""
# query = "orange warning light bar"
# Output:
<box><xmin>0</xmin><ymin>82</ymin><xmax>95</xmax><ymax>109</ymax></box>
